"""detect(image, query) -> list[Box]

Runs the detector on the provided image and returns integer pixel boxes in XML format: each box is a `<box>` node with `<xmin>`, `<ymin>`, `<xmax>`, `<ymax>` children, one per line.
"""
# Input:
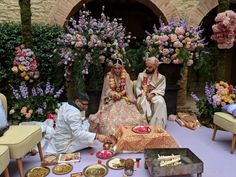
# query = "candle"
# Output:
<box><xmin>103</xmin><ymin>143</ymin><xmax>111</xmax><ymax>150</ymax></box>
<box><xmin>136</xmin><ymin>158</ymin><xmax>141</xmax><ymax>168</ymax></box>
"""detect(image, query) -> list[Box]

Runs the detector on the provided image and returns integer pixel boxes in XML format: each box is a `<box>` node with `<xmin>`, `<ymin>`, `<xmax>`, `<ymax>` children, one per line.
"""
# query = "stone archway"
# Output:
<box><xmin>188</xmin><ymin>0</ymin><xmax>218</xmax><ymax>27</ymax></box>
<box><xmin>48</xmin><ymin>0</ymin><xmax>180</xmax><ymax>26</ymax></box>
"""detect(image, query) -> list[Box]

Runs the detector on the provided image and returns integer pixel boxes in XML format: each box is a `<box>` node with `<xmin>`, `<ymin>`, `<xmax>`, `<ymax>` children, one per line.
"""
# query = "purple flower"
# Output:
<box><xmin>31</xmin><ymin>87</ymin><xmax>37</xmax><ymax>96</ymax></box>
<box><xmin>191</xmin><ymin>92</ymin><xmax>200</xmax><ymax>102</ymax></box>
<box><xmin>35</xmin><ymin>108</ymin><xmax>43</xmax><ymax>115</ymax></box>
<box><xmin>36</xmin><ymin>87</ymin><xmax>44</xmax><ymax>96</ymax></box>
<box><xmin>45</xmin><ymin>81</ymin><xmax>52</xmax><ymax>94</ymax></box>
<box><xmin>13</xmin><ymin>89</ymin><xmax>21</xmax><ymax>99</ymax></box>
<box><xmin>54</xmin><ymin>86</ymin><xmax>64</xmax><ymax>98</ymax></box>
<box><xmin>57</xmin><ymin>6</ymin><xmax>132</xmax><ymax>81</ymax></box>
<box><xmin>19</xmin><ymin>82</ymin><xmax>29</xmax><ymax>99</ymax></box>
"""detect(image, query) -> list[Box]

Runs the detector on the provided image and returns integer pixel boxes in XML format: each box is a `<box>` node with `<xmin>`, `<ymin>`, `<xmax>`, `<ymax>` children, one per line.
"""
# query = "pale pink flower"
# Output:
<box><xmin>170</xmin><ymin>34</ymin><xmax>177</xmax><ymax>42</ymax></box>
<box><xmin>215</xmin><ymin>12</ymin><xmax>226</xmax><ymax>22</ymax></box>
<box><xmin>212</xmin><ymin>24</ymin><xmax>220</xmax><ymax>33</ymax></box>
<box><xmin>173</xmin><ymin>58</ymin><xmax>181</xmax><ymax>64</ymax></box>
<box><xmin>162</xmin><ymin>48</ymin><xmax>170</xmax><ymax>56</ymax></box>
<box><xmin>187</xmin><ymin>59</ymin><xmax>193</xmax><ymax>66</ymax></box>
<box><xmin>173</xmin><ymin>41</ymin><xmax>183</xmax><ymax>48</ymax></box>
<box><xmin>159</xmin><ymin>35</ymin><xmax>169</xmax><ymax>42</ymax></box>
<box><xmin>175</xmin><ymin>27</ymin><xmax>185</xmax><ymax>35</ymax></box>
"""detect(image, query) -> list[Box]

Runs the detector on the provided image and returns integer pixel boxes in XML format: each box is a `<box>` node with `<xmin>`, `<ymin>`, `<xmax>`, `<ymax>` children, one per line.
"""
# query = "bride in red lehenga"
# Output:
<box><xmin>89</xmin><ymin>58</ymin><xmax>147</xmax><ymax>135</ymax></box>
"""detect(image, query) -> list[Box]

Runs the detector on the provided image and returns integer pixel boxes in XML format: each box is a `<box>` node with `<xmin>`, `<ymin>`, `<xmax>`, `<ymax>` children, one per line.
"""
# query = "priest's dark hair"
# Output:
<box><xmin>73</xmin><ymin>92</ymin><xmax>89</xmax><ymax>101</ymax></box>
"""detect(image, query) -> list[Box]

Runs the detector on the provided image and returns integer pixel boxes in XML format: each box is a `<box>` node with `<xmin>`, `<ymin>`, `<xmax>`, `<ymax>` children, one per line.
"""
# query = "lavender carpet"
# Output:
<box><xmin>5</xmin><ymin>121</ymin><xmax>236</xmax><ymax>177</ymax></box>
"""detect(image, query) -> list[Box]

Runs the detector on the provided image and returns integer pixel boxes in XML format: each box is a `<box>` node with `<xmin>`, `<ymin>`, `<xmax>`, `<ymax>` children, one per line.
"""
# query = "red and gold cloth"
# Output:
<box><xmin>113</xmin><ymin>126</ymin><xmax>179</xmax><ymax>153</ymax></box>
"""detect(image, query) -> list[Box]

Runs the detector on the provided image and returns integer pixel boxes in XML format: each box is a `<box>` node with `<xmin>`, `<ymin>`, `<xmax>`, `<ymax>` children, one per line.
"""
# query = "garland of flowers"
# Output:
<box><xmin>109</xmin><ymin>69</ymin><xmax>126</xmax><ymax>93</ymax></box>
<box><xmin>142</xmin><ymin>72</ymin><xmax>158</xmax><ymax>94</ymax></box>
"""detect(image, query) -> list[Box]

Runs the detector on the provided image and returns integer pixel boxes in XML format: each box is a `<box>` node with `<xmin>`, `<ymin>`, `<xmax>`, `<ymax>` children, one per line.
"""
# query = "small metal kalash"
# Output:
<box><xmin>144</xmin><ymin>148</ymin><xmax>203</xmax><ymax>177</ymax></box>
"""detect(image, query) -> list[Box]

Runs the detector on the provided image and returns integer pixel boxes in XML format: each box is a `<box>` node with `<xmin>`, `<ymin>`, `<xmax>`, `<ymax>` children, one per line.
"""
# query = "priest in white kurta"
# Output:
<box><xmin>136</xmin><ymin>57</ymin><xmax>167</xmax><ymax>128</ymax></box>
<box><xmin>52</xmin><ymin>92</ymin><xmax>110</xmax><ymax>153</ymax></box>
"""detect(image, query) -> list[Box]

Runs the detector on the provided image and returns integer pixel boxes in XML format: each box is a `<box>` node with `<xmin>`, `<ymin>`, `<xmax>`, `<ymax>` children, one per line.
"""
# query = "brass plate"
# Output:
<box><xmin>52</xmin><ymin>163</ymin><xmax>73</xmax><ymax>175</ymax></box>
<box><xmin>25</xmin><ymin>166</ymin><xmax>50</xmax><ymax>177</ymax></box>
<box><xmin>132</xmin><ymin>125</ymin><xmax>151</xmax><ymax>134</ymax></box>
<box><xmin>83</xmin><ymin>164</ymin><xmax>108</xmax><ymax>177</ymax></box>
<box><xmin>106</xmin><ymin>157</ymin><xmax>125</xmax><ymax>170</ymax></box>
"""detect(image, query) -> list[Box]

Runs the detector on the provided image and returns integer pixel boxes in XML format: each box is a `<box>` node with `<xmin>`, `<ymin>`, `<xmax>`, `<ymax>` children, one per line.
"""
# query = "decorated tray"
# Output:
<box><xmin>41</xmin><ymin>154</ymin><xmax>58</xmax><ymax>166</ymax></box>
<box><xmin>96</xmin><ymin>150</ymin><xmax>113</xmax><ymax>159</ymax></box>
<box><xmin>83</xmin><ymin>164</ymin><xmax>108</xmax><ymax>177</ymax></box>
<box><xmin>25</xmin><ymin>166</ymin><xmax>50</xmax><ymax>177</ymax></box>
<box><xmin>106</xmin><ymin>157</ymin><xmax>125</xmax><ymax>170</ymax></box>
<box><xmin>132</xmin><ymin>125</ymin><xmax>151</xmax><ymax>134</ymax></box>
<box><xmin>52</xmin><ymin>163</ymin><xmax>73</xmax><ymax>175</ymax></box>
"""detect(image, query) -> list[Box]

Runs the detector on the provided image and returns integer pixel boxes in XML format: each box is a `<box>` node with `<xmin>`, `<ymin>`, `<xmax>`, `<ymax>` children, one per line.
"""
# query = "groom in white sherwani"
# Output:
<box><xmin>136</xmin><ymin>56</ymin><xmax>167</xmax><ymax>128</ymax></box>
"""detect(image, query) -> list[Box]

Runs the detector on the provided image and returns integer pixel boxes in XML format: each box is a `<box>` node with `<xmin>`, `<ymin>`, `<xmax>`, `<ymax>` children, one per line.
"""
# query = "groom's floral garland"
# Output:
<box><xmin>109</xmin><ymin>69</ymin><xmax>126</xmax><ymax>93</ymax></box>
<box><xmin>142</xmin><ymin>71</ymin><xmax>158</xmax><ymax>94</ymax></box>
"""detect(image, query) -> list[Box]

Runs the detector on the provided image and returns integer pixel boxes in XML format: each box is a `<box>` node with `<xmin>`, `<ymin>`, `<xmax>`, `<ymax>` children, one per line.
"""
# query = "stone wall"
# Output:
<box><xmin>0</xmin><ymin>0</ymin><xmax>219</xmax><ymax>26</ymax></box>
<box><xmin>0</xmin><ymin>0</ymin><xmax>57</xmax><ymax>23</ymax></box>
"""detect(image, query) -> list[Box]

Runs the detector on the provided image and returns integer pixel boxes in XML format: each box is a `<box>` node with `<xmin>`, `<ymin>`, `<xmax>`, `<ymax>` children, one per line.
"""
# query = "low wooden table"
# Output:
<box><xmin>113</xmin><ymin>126</ymin><xmax>179</xmax><ymax>153</ymax></box>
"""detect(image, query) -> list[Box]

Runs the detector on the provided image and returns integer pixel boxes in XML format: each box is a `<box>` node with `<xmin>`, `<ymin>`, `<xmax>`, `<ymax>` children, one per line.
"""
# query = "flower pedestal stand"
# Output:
<box><xmin>86</xmin><ymin>90</ymin><xmax>102</xmax><ymax>117</ymax></box>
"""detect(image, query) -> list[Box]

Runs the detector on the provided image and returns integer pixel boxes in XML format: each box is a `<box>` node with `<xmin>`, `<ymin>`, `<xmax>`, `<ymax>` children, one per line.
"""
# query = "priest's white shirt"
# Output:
<box><xmin>52</xmin><ymin>102</ymin><xmax>96</xmax><ymax>153</ymax></box>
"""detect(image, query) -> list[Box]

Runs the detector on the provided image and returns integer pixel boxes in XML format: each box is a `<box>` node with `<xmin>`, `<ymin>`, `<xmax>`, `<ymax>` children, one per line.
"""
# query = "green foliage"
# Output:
<box><xmin>0</xmin><ymin>22</ymin><xmax>65</xmax><ymax>122</ymax></box>
<box><xmin>189</xmin><ymin>46</ymin><xmax>219</xmax><ymax>82</ymax></box>
<box><xmin>218</xmin><ymin>0</ymin><xmax>230</xmax><ymax>13</ymax></box>
<box><xmin>195</xmin><ymin>98</ymin><xmax>221</xmax><ymax>126</ymax></box>
<box><xmin>10</xmin><ymin>95</ymin><xmax>58</xmax><ymax>123</ymax></box>
<box><xmin>0</xmin><ymin>22</ymin><xmax>22</xmax><ymax>92</ymax></box>
<box><xmin>0</xmin><ymin>22</ymin><xmax>64</xmax><ymax>93</ymax></box>
<box><xmin>125</xmin><ymin>43</ymin><xmax>146</xmax><ymax>80</ymax></box>
<box><xmin>31</xmin><ymin>24</ymin><xmax>64</xmax><ymax>88</ymax></box>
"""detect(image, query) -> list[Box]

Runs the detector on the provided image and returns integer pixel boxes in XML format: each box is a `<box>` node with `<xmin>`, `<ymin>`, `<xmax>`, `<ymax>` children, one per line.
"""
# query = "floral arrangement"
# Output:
<box><xmin>57</xmin><ymin>6</ymin><xmax>132</xmax><ymax>90</ymax></box>
<box><xmin>211</xmin><ymin>10</ymin><xmax>236</xmax><ymax>49</ymax></box>
<box><xmin>9</xmin><ymin>81</ymin><xmax>64</xmax><ymax>122</ymax></box>
<box><xmin>145</xmin><ymin>19</ymin><xmax>206</xmax><ymax>66</ymax></box>
<box><xmin>191</xmin><ymin>81</ymin><xmax>236</xmax><ymax>126</ymax></box>
<box><xmin>11</xmin><ymin>44</ymin><xmax>40</xmax><ymax>82</ymax></box>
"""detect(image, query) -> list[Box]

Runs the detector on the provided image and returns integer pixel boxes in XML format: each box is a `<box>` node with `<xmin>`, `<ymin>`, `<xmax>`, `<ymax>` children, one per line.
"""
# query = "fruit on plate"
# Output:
<box><xmin>96</xmin><ymin>150</ymin><xmax>113</xmax><ymax>159</ymax></box>
<box><xmin>133</xmin><ymin>125</ymin><xmax>149</xmax><ymax>133</ymax></box>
